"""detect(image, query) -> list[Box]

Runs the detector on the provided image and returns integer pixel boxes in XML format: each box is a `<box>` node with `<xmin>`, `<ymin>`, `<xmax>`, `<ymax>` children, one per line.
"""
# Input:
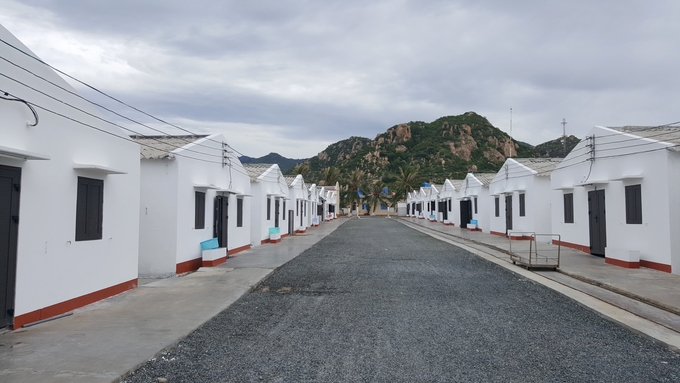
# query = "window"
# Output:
<box><xmin>267</xmin><ymin>197</ymin><xmax>271</xmax><ymax>220</ymax></box>
<box><xmin>563</xmin><ymin>193</ymin><xmax>574</xmax><ymax>223</ymax></box>
<box><xmin>296</xmin><ymin>201</ymin><xmax>299</xmax><ymax>216</ymax></box>
<box><xmin>362</xmin><ymin>203</ymin><xmax>368</xmax><ymax>210</ymax></box>
<box><xmin>283</xmin><ymin>200</ymin><xmax>286</xmax><ymax>220</ymax></box>
<box><xmin>75</xmin><ymin>177</ymin><xmax>104</xmax><ymax>241</ymax></box>
<box><xmin>495</xmin><ymin>197</ymin><xmax>499</xmax><ymax>217</ymax></box>
<box><xmin>519</xmin><ymin>193</ymin><xmax>526</xmax><ymax>217</ymax></box>
<box><xmin>474</xmin><ymin>197</ymin><xmax>478</xmax><ymax>214</ymax></box>
<box><xmin>448</xmin><ymin>199</ymin><xmax>451</xmax><ymax>212</ymax></box>
<box><xmin>195</xmin><ymin>191</ymin><xmax>205</xmax><ymax>229</ymax></box>
<box><xmin>625</xmin><ymin>184</ymin><xmax>642</xmax><ymax>224</ymax></box>
<box><xmin>380</xmin><ymin>204</ymin><xmax>387</xmax><ymax>210</ymax></box>
<box><xmin>237</xmin><ymin>198</ymin><xmax>244</xmax><ymax>227</ymax></box>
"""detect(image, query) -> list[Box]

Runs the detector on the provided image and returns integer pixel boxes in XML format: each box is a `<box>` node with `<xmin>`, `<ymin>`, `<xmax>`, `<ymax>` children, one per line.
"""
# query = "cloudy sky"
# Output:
<box><xmin>2</xmin><ymin>1</ymin><xmax>679</xmax><ymax>158</ymax></box>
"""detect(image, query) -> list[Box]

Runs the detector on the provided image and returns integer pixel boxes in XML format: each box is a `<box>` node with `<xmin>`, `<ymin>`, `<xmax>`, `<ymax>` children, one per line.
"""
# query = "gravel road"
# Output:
<box><xmin>124</xmin><ymin>218</ymin><xmax>680</xmax><ymax>382</ymax></box>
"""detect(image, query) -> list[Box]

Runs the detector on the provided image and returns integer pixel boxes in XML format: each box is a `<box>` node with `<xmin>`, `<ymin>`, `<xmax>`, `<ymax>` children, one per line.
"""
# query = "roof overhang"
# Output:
<box><xmin>73</xmin><ymin>162</ymin><xmax>127</xmax><ymax>174</ymax></box>
<box><xmin>0</xmin><ymin>145</ymin><xmax>50</xmax><ymax>161</ymax></box>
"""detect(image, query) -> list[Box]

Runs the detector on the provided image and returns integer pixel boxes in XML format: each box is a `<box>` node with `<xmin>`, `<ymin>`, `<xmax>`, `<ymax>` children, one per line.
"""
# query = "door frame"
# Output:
<box><xmin>214</xmin><ymin>195</ymin><xmax>228</xmax><ymax>248</ymax></box>
<box><xmin>505</xmin><ymin>195</ymin><xmax>513</xmax><ymax>236</ymax></box>
<box><xmin>460</xmin><ymin>200</ymin><xmax>472</xmax><ymax>228</ymax></box>
<box><xmin>588</xmin><ymin>189</ymin><xmax>607</xmax><ymax>256</ymax></box>
<box><xmin>0</xmin><ymin>165</ymin><xmax>21</xmax><ymax>328</ymax></box>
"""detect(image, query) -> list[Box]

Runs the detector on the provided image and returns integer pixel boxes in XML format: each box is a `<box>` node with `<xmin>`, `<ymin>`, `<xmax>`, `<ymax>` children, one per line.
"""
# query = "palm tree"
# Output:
<box><xmin>366</xmin><ymin>182</ymin><xmax>392</xmax><ymax>215</ymax></box>
<box><xmin>393</xmin><ymin>167</ymin><xmax>420</xmax><ymax>201</ymax></box>
<box><xmin>345</xmin><ymin>170</ymin><xmax>366</xmax><ymax>216</ymax></box>
<box><xmin>291</xmin><ymin>163</ymin><xmax>311</xmax><ymax>179</ymax></box>
<box><xmin>320</xmin><ymin>166</ymin><xmax>340</xmax><ymax>186</ymax></box>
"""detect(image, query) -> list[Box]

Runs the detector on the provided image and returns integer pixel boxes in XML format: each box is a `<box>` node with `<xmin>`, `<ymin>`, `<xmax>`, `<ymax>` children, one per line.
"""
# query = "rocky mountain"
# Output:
<box><xmin>238</xmin><ymin>152</ymin><xmax>305</xmax><ymax>173</ymax></box>
<box><xmin>534</xmin><ymin>135</ymin><xmax>580</xmax><ymax>158</ymax></box>
<box><xmin>303</xmin><ymin>112</ymin><xmax>540</xmax><ymax>183</ymax></box>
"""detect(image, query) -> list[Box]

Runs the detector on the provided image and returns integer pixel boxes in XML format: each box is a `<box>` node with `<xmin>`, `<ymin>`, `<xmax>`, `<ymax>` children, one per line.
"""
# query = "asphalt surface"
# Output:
<box><xmin>124</xmin><ymin>218</ymin><xmax>680</xmax><ymax>382</ymax></box>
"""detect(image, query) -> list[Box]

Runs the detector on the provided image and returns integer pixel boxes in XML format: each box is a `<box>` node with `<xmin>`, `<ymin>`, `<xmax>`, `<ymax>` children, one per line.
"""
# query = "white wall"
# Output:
<box><xmin>460</xmin><ymin>175</ymin><xmax>491</xmax><ymax>232</ymax></box>
<box><xmin>138</xmin><ymin>160</ymin><xmax>178</xmax><ymax>275</ymax></box>
<box><xmin>250</xmin><ymin>165</ymin><xmax>289</xmax><ymax>245</ymax></box>
<box><xmin>1</xmin><ymin>24</ymin><xmax>140</xmax><ymax>318</ymax></box>
<box><xmin>551</xmin><ymin>126</ymin><xmax>676</xmax><ymax>272</ymax></box>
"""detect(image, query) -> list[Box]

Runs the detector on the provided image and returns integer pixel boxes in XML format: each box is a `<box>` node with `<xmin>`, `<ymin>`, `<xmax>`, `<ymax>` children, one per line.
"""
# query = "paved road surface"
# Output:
<box><xmin>124</xmin><ymin>218</ymin><xmax>680</xmax><ymax>382</ymax></box>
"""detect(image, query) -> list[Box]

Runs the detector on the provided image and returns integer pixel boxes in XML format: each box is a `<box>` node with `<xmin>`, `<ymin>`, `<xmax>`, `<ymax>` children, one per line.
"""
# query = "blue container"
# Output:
<box><xmin>470</xmin><ymin>219</ymin><xmax>478</xmax><ymax>225</ymax></box>
<box><xmin>269</xmin><ymin>227</ymin><xmax>281</xmax><ymax>235</ymax></box>
<box><xmin>200</xmin><ymin>238</ymin><xmax>219</xmax><ymax>250</ymax></box>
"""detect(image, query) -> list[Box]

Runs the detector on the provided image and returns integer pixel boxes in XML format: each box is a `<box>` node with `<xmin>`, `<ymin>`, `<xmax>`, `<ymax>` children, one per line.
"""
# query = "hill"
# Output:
<box><xmin>238</xmin><ymin>152</ymin><xmax>304</xmax><ymax>173</ymax></box>
<box><xmin>534</xmin><ymin>135</ymin><xmax>581</xmax><ymax>157</ymax></box>
<box><xmin>301</xmin><ymin>112</ymin><xmax>540</xmax><ymax>183</ymax></box>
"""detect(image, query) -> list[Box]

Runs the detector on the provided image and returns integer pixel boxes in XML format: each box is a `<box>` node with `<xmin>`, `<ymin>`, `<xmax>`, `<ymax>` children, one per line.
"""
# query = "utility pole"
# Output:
<box><xmin>510</xmin><ymin>108</ymin><xmax>513</xmax><ymax>139</ymax></box>
<box><xmin>561</xmin><ymin>118</ymin><xmax>567</xmax><ymax>157</ymax></box>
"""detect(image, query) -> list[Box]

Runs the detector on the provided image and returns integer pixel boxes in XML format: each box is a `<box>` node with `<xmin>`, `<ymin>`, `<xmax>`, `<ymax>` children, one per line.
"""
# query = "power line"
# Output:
<box><xmin>0</xmin><ymin>37</ymin><xmax>246</xmax><ymax>157</ymax></box>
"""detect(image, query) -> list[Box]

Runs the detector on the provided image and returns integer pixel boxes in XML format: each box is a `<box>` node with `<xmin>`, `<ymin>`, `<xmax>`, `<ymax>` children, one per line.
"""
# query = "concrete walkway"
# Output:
<box><xmin>0</xmin><ymin>219</ymin><xmax>345</xmax><ymax>383</ymax></box>
<box><xmin>399</xmin><ymin>217</ymin><xmax>680</xmax><ymax>337</ymax></box>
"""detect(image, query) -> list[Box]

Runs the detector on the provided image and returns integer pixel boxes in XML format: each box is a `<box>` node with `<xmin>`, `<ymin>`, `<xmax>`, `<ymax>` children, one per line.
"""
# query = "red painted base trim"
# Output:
<box><xmin>490</xmin><ymin>231</ymin><xmax>505</xmax><ymax>237</ymax></box>
<box><xmin>605</xmin><ymin>257</ymin><xmax>640</xmax><ymax>269</ymax></box>
<box><xmin>509</xmin><ymin>235</ymin><xmax>532</xmax><ymax>241</ymax></box>
<box><xmin>294</xmin><ymin>229</ymin><xmax>307</xmax><ymax>234</ymax></box>
<box><xmin>13</xmin><ymin>278</ymin><xmax>137</xmax><ymax>329</ymax></box>
<box><xmin>228</xmin><ymin>244</ymin><xmax>251</xmax><ymax>256</ymax></box>
<box><xmin>467</xmin><ymin>227</ymin><xmax>481</xmax><ymax>232</ymax></box>
<box><xmin>640</xmin><ymin>260</ymin><xmax>672</xmax><ymax>273</ymax></box>
<box><xmin>176</xmin><ymin>257</ymin><xmax>203</xmax><ymax>274</ymax></box>
<box><xmin>552</xmin><ymin>239</ymin><xmax>590</xmax><ymax>254</ymax></box>
<box><xmin>270</xmin><ymin>238</ymin><xmax>281</xmax><ymax>244</ymax></box>
<box><xmin>261</xmin><ymin>239</ymin><xmax>269</xmax><ymax>245</ymax></box>
<box><xmin>202</xmin><ymin>256</ymin><xmax>227</xmax><ymax>267</ymax></box>
<box><xmin>281</xmin><ymin>233</ymin><xmax>289</xmax><ymax>238</ymax></box>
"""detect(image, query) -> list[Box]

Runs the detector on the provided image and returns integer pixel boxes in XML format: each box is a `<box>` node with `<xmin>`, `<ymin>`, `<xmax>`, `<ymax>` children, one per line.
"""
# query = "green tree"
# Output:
<box><xmin>393</xmin><ymin>167</ymin><xmax>420</xmax><ymax>201</ymax></box>
<box><xmin>320</xmin><ymin>166</ymin><xmax>340</xmax><ymax>186</ymax></box>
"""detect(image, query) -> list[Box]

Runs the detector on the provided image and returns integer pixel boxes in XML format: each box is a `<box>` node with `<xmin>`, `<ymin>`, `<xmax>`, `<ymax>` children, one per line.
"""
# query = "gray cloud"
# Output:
<box><xmin>3</xmin><ymin>0</ymin><xmax>680</xmax><ymax>157</ymax></box>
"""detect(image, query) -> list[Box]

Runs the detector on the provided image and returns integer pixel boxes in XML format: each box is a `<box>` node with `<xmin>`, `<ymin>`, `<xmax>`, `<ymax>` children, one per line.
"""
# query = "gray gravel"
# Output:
<box><xmin>124</xmin><ymin>218</ymin><xmax>680</xmax><ymax>382</ymax></box>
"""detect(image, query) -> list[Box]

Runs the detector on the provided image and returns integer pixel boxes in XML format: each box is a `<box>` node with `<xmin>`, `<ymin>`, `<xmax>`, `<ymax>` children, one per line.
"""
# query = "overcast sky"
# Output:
<box><xmin>2</xmin><ymin>1</ymin><xmax>679</xmax><ymax>158</ymax></box>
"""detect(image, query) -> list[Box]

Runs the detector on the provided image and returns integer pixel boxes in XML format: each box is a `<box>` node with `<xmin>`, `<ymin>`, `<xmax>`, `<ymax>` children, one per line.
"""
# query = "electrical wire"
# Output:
<box><xmin>0</xmin><ymin>38</ymin><xmax>245</xmax><ymax>157</ymax></box>
<box><xmin>0</xmin><ymin>92</ymin><xmax>38</xmax><ymax>125</ymax></box>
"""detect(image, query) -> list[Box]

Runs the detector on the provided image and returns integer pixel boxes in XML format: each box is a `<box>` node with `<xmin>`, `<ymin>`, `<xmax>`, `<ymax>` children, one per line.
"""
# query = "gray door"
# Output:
<box><xmin>588</xmin><ymin>190</ymin><xmax>607</xmax><ymax>256</ymax></box>
<box><xmin>214</xmin><ymin>195</ymin><xmax>228</xmax><ymax>248</ymax></box>
<box><xmin>274</xmin><ymin>199</ymin><xmax>280</xmax><ymax>228</ymax></box>
<box><xmin>505</xmin><ymin>195</ymin><xmax>513</xmax><ymax>235</ymax></box>
<box><xmin>288</xmin><ymin>210</ymin><xmax>294</xmax><ymax>235</ymax></box>
<box><xmin>0</xmin><ymin>165</ymin><xmax>20</xmax><ymax>328</ymax></box>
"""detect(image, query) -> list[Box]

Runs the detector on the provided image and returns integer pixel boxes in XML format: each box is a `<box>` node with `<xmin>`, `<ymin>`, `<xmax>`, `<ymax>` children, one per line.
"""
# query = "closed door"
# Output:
<box><xmin>274</xmin><ymin>199</ymin><xmax>280</xmax><ymax>228</ymax></box>
<box><xmin>214</xmin><ymin>195</ymin><xmax>228</xmax><ymax>248</ymax></box>
<box><xmin>441</xmin><ymin>201</ymin><xmax>448</xmax><ymax>221</ymax></box>
<box><xmin>460</xmin><ymin>200</ymin><xmax>472</xmax><ymax>228</ymax></box>
<box><xmin>505</xmin><ymin>195</ymin><xmax>513</xmax><ymax>235</ymax></box>
<box><xmin>588</xmin><ymin>190</ymin><xmax>607</xmax><ymax>256</ymax></box>
<box><xmin>0</xmin><ymin>165</ymin><xmax>20</xmax><ymax>328</ymax></box>
<box><xmin>288</xmin><ymin>210</ymin><xmax>294</xmax><ymax>235</ymax></box>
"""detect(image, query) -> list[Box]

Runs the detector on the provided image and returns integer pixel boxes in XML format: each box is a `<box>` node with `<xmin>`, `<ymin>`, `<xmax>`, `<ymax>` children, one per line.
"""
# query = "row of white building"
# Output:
<box><xmin>407</xmin><ymin>125</ymin><xmax>680</xmax><ymax>276</ymax></box>
<box><xmin>0</xmin><ymin>25</ymin><xmax>338</xmax><ymax>329</ymax></box>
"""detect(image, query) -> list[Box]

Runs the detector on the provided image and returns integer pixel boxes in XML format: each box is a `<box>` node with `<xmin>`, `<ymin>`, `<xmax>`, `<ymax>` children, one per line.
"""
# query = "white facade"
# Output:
<box><xmin>439</xmin><ymin>179</ymin><xmax>461</xmax><ymax>225</ymax></box>
<box><xmin>0</xmin><ymin>24</ymin><xmax>140</xmax><ymax>328</ymax></box>
<box><xmin>244</xmin><ymin>164</ymin><xmax>289</xmax><ymax>246</ymax></box>
<box><xmin>136</xmin><ymin>134</ymin><xmax>251</xmax><ymax>276</ymax></box>
<box><xmin>286</xmin><ymin>175</ymin><xmax>310</xmax><ymax>233</ymax></box>
<box><xmin>458</xmin><ymin>173</ymin><xmax>495</xmax><ymax>232</ymax></box>
<box><xmin>551</xmin><ymin>126</ymin><xmax>680</xmax><ymax>274</ymax></box>
<box><xmin>489</xmin><ymin>158</ymin><xmax>561</xmax><ymax>238</ymax></box>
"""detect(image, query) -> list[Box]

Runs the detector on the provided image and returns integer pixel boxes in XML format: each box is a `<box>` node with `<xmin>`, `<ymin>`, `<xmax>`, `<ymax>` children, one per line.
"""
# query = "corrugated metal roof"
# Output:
<box><xmin>284</xmin><ymin>175</ymin><xmax>298</xmax><ymax>186</ymax></box>
<box><xmin>131</xmin><ymin>135</ymin><xmax>208</xmax><ymax>159</ymax></box>
<box><xmin>471</xmin><ymin>173</ymin><xmax>496</xmax><ymax>186</ymax></box>
<box><xmin>243</xmin><ymin>163</ymin><xmax>274</xmax><ymax>181</ymax></box>
<box><xmin>450</xmin><ymin>179</ymin><xmax>464</xmax><ymax>190</ymax></box>
<box><xmin>513</xmin><ymin>158</ymin><xmax>563</xmax><ymax>176</ymax></box>
<box><xmin>609</xmin><ymin>126</ymin><xmax>680</xmax><ymax>151</ymax></box>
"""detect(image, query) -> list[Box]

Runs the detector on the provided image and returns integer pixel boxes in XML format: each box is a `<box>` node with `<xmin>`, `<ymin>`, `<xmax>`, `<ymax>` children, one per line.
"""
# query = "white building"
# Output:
<box><xmin>134</xmin><ymin>134</ymin><xmax>251</xmax><ymax>276</ymax></box>
<box><xmin>458</xmin><ymin>173</ymin><xmax>495</xmax><ymax>232</ymax></box>
<box><xmin>1</xmin><ymin>24</ymin><xmax>140</xmax><ymax>329</ymax></box>
<box><xmin>439</xmin><ymin>179</ymin><xmax>464</xmax><ymax>225</ymax></box>
<box><xmin>489</xmin><ymin>158</ymin><xmax>562</xmax><ymax>239</ymax></box>
<box><xmin>551</xmin><ymin>126</ymin><xmax>680</xmax><ymax>274</ymax></box>
<box><xmin>244</xmin><ymin>164</ymin><xmax>289</xmax><ymax>246</ymax></box>
<box><xmin>308</xmin><ymin>184</ymin><xmax>321</xmax><ymax>226</ymax></box>
<box><xmin>285</xmin><ymin>175</ymin><xmax>310</xmax><ymax>234</ymax></box>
